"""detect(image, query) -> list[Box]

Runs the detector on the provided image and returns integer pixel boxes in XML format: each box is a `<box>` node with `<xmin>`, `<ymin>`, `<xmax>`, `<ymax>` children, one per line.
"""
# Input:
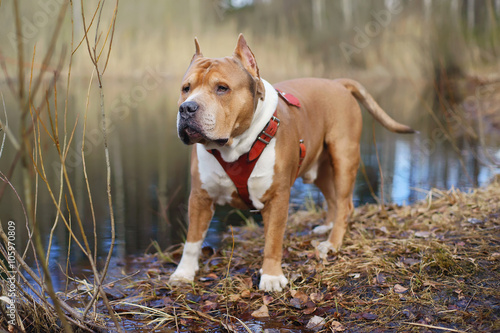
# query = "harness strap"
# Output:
<box><xmin>249</xmin><ymin>112</ymin><xmax>280</xmax><ymax>161</ymax></box>
<box><xmin>297</xmin><ymin>139</ymin><xmax>306</xmax><ymax>178</ymax></box>
<box><xmin>276</xmin><ymin>89</ymin><xmax>301</xmax><ymax>107</ymax></box>
<box><xmin>209</xmin><ymin>89</ymin><xmax>306</xmax><ymax>210</ymax></box>
<box><xmin>210</xmin><ymin>110</ymin><xmax>279</xmax><ymax>209</ymax></box>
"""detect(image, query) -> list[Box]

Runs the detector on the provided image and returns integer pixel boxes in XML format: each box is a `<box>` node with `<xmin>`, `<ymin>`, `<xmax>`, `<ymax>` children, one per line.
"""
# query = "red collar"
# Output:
<box><xmin>209</xmin><ymin>89</ymin><xmax>304</xmax><ymax>210</ymax></box>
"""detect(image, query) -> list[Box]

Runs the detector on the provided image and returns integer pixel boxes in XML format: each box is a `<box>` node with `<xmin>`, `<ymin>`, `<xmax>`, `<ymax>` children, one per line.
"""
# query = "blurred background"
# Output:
<box><xmin>0</xmin><ymin>0</ymin><xmax>499</xmax><ymax>283</ymax></box>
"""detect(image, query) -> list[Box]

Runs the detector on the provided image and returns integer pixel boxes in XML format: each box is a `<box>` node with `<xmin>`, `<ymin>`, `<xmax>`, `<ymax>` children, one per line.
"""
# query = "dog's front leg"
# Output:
<box><xmin>258</xmin><ymin>191</ymin><xmax>290</xmax><ymax>292</ymax></box>
<box><xmin>169</xmin><ymin>190</ymin><xmax>214</xmax><ymax>285</ymax></box>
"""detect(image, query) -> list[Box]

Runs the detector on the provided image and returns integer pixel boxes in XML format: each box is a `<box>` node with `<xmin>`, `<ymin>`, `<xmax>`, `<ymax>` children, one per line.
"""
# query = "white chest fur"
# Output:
<box><xmin>196</xmin><ymin>79</ymin><xmax>278</xmax><ymax>210</ymax></box>
<box><xmin>196</xmin><ymin>140</ymin><xmax>276</xmax><ymax>210</ymax></box>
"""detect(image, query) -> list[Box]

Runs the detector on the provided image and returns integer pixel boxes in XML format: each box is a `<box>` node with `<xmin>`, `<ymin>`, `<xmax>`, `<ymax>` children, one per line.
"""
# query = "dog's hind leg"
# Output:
<box><xmin>315</xmin><ymin>135</ymin><xmax>361</xmax><ymax>257</ymax></box>
<box><xmin>312</xmin><ymin>159</ymin><xmax>336</xmax><ymax>235</ymax></box>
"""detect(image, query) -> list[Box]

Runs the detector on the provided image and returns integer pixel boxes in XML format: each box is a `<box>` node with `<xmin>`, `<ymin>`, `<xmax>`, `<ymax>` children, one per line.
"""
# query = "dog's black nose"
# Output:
<box><xmin>179</xmin><ymin>101</ymin><xmax>199</xmax><ymax>115</ymax></box>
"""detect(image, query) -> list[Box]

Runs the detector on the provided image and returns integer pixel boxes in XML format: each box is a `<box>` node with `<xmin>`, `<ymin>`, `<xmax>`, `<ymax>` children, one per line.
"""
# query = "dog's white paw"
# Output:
<box><xmin>316</xmin><ymin>240</ymin><xmax>337</xmax><ymax>259</ymax></box>
<box><xmin>169</xmin><ymin>241</ymin><xmax>202</xmax><ymax>286</ymax></box>
<box><xmin>259</xmin><ymin>274</ymin><xmax>288</xmax><ymax>292</ymax></box>
<box><xmin>169</xmin><ymin>268</ymin><xmax>196</xmax><ymax>285</ymax></box>
<box><xmin>312</xmin><ymin>223</ymin><xmax>333</xmax><ymax>235</ymax></box>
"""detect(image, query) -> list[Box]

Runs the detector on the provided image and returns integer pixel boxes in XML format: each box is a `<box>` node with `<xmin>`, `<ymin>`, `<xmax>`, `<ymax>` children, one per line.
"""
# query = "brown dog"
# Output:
<box><xmin>170</xmin><ymin>34</ymin><xmax>414</xmax><ymax>291</ymax></box>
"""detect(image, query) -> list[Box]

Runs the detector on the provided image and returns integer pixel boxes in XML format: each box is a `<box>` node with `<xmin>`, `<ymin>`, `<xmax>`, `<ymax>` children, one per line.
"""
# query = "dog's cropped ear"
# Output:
<box><xmin>233</xmin><ymin>34</ymin><xmax>265</xmax><ymax>100</ymax></box>
<box><xmin>191</xmin><ymin>37</ymin><xmax>203</xmax><ymax>62</ymax></box>
<box><xmin>233</xmin><ymin>34</ymin><xmax>260</xmax><ymax>78</ymax></box>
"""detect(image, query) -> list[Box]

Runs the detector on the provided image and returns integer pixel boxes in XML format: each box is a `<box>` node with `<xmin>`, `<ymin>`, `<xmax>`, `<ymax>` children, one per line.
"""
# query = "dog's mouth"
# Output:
<box><xmin>184</xmin><ymin>126</ymin><xmax>203</xmax><ymax>140</ymax></box>
<box><xmin>213</xmin><ymin>138</ymin><xmax>229</xmax><ymax>146</ymax></box>
<box><xmin>179</xmin><ymin>125</ymin><xmax>228</xmax><ymax>147</ymax></box>
<box><xmin>179</xmin><ymin>124</ymin><xmax>204</xmax><ymax>145</ymax></box>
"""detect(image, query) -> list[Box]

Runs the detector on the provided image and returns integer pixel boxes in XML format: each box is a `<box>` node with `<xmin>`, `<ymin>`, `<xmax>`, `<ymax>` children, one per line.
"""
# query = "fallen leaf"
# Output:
<box><xmin>362</xmin><ymin>312</ymin><xmax>378</xmax><ymax>320</ymax></box>
<box><xmin>402</xmin><ymin>308</ymin><xmax>415</xmax><ymax>319</ymax></box>
<box><xmin>303</xmin><ymin>306</ymin><xmax>316</xmax><ymax>315</ymax></box>
<box><xmin>241</xmin><ymin>277</ymin><xmax>253</xmax><ymax>289</ymax></box>
<box><xmin>310</xmin><ymin>292</ymin><xmax>324</xmax><ymax>303</ymax></box>
<box><xmin>146</xmin><ymin>268</ymin><xmax>161</xmax><ymax>278</ymax></box>
<box><xmin>263</xmin><ymin>295</ymin><xmax>273</xmax><ymax>305</ymax></box>
<box><xmin>415</xmin><ymin>231</ymin><xmax>431</xmax><ymax>238</ymax></box>
<box><xmin>240</xmin><ymin>290</ymin><xmax>251</xmax><ymax>298</ymax></box>
<box><xmin>290</xmin><ymin>272</ymin><xmax>302</xmax><ymax>282</ymax></box>
<box><xmin>423</xmin><ymin>280</ymin><xmax>440</xmax><ymax>288</ymax></box>
<box><xmin>263</xmin><ymin>329</ymin><xmax>280</xmax><ymax>333</ymax></box>
<box><xmin>330</xmin><ymin>320</ymin><xmax>345</xmax><ymax>332</ymax></box>
<box><xmin>222</xmin><ymin>322</ymin><xmax>236</xmax><ymax>332</ymax></box>
<box><xmin>0</xmin><ymin>296</ymin><xmax>12</xmax><ymax>304</ymax></box>
<box><xmin>199</xmin><ymin>273</ymin><xmax>218</xmax><ymax>282</ymax></box>
<box><xmin>201</xmin><ymin>300</ymin><xmax>218</xmax><ymax>312</ymax></box>
<box><xmin>251</xmin><ymin>304</ymin><xmax>269</xmax><ymax>318</ymax></box>
<box><xmin>290</xmin><ymin>290</ymin><xmax>309</xmax><ymax>303</ymax></box>
<box><xmin>375</xmin><ymin>273</ymin><xmax>386</xmax><ymax>284</ymax></box>
<box><xmin>489</xmin><ymin>252</ymin><xmax>500</xmax><ymax>260</ymax></box>
<box><xmin>306</xmin><ymin>315</ymin><xmax>325</xmax><ymax>331</ymax></box>
<box><xmin>290</xmin><ymin>298</ymin><xmax>303</xmax><ymax>309</ymax></box>
<box><xmin>466</xmin><ymin>218</ymin><xmax>483</xmax><ymax>224</ymax></box>
<box><xmin>403</xmin><ymin>258</ymin><xmax>421</xmax><ymax>266</ymax></box>
<box><xmin>201</xmin><ymin>246</ymin><xmax>215</xmax><ymax>256</ymax></box>
<box><xmin>394</xmin><ymin>284</ymin><xmax>408</xmax><ymax>294</ymax></box>
<box><xmin>186</xmin><ymin>293</ymin><xmax>201</xmax><ymax>303</ymax></box>
<box><xmin>163</xmin><ymin>297</ymin><xmax>174</xmax><ymax>307</ymax></box>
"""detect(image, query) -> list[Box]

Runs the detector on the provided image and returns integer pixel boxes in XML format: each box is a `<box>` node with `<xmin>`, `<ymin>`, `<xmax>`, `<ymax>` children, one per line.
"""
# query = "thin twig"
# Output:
<box><xmin>13</xmin><ymin>0</ymin><xmax>24</xmax><ymax>103</ymax></box>
<box><xmin>0</xmin><ymin>92</ymin><xmax>20</xmax><ymax>151</ymax></box>
<box><xmin>22</xmin><ymin>1</ymin><xmax>69</xmax><ymax>116</ymax></box>
<box><xmin>372</xmin><ymin>123</ymin><xmax>386</xmax><ymax>214</ymax></box>
<box><xmin>79</xmin><ymin>2</ymin><xmax>123</xmax><ymax>330</ymax></box>
<box><xmin>82</xmin><ymin>69</ymin><xmax>99</xmax><ymax>270</ymax></box>
<box><xmin>464</xmin><ymin>289</ymin><xmax>477</xmax><ymax>311</ymax></box>
<box><xmin>402</xmin><ymin>322</ymin><xmax>467</xmax><ymax>333</ymax></box>
<box><xmin>359</xmin><ymin>159</ymin><xmax>380</xmax><ymax>204</ymax></box>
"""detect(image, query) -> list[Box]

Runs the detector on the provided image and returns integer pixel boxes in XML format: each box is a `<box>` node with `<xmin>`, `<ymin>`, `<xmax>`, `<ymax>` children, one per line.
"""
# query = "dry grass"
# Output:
<box><xmin>44</xmin><ymin>177</ymin><xmax>498</xmax><ymax>332</ymax></box>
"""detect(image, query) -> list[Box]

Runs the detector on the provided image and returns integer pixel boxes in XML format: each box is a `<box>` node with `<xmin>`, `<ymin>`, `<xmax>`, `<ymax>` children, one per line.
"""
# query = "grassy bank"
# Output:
<box><xmin>11</xmin><ymin>177</ymin><xmax>493</xmax><ymax>332</ymax></box>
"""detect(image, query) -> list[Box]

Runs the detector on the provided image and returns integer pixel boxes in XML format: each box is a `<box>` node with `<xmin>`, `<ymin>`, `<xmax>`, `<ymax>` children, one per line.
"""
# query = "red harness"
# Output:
<box><xmin>209</xmin><ymin>89</ymin><xmax>305</xmax><ymax>210</ymax></box>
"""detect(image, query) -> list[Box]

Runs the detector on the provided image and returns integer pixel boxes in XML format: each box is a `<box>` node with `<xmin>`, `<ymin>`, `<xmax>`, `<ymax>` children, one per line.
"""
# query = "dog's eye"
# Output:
<box><xmin>182</xmin><ymin>85</ymin><xmax>190</xmax><ymax>94</ymax></box>
<box><xmin>216</xmin><ymin>85</ymin><xmax>229</xmax><ymax>94</ymax></box>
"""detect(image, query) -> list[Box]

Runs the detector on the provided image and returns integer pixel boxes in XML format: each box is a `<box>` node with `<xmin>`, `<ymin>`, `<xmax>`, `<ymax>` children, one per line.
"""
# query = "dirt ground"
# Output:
<box><xmin>3</xmin><ymin>179</ymin><xmax>498</xmax><ymax>332</ymax></box>
<box><xmin>100</xmin><ymin>178</ymin><xmax>499</xmax><ymax>332</ymax></box>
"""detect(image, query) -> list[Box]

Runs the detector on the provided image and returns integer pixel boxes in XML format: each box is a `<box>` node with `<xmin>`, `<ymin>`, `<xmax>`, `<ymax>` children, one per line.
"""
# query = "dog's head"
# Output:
<box><xmin>177</xmin><ymin>34</ymin><xmax>265</xmax><ymax>146</ymax></box>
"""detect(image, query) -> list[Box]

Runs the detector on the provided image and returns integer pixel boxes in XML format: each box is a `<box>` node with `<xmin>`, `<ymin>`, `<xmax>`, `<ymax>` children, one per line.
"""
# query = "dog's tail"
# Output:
<box><xmin>336</xmin><ymin>78</ymin><xmax>416</xmax><ymax>134</ymax></box>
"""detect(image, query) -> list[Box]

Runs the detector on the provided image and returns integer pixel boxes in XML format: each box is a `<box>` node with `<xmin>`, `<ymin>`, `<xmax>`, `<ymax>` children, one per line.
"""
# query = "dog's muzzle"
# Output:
<box><xmin>177</xmin><ymin>101</ymin><xmax>203</xmax><ymax>144</ymax></box>
<box><xmin>177</xmin><ymin>101</ymin><xmax>229</xmax><ymax>146</ymax></box>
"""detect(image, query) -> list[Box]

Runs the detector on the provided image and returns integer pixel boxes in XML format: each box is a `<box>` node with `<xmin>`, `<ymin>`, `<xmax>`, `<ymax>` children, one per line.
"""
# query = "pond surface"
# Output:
<box><xmin>0</xmin><ymin>76</ymin><xmax>498</xmax><ymax>284</ymax></box>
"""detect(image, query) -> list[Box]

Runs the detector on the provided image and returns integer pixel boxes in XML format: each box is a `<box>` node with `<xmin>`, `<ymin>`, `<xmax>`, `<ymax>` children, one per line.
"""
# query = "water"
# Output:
<box><xmin>0</xmin><ymin>77</ymin><xmax>498</xmax><ymax>277</ymax></box>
